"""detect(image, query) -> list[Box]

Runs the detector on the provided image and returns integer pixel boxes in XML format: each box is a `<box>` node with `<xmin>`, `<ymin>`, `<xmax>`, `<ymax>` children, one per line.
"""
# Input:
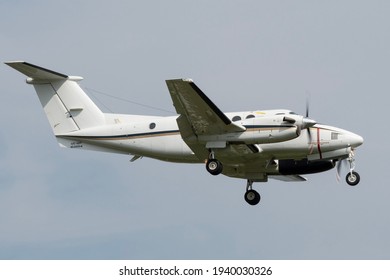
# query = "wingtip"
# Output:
<box><xmin>4</xmin><ymin>60</ymin><xmax>25</xmax><ymax>65</ymax></box>
<box><xmin>165</xmin><ymin>78</ymin><xmax>194</xmax><ymax>83</ymax></box>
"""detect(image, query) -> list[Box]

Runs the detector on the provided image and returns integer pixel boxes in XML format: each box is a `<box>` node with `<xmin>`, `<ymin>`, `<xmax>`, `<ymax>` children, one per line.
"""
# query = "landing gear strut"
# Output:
<box><xmin>345</xmin><ymin>151</ymin><xmax>361</xmax><ymax>186</ymax></box>
<box><xmin>244</xmin><ymin>180</ymin><xmax>261</xmax><ymax>206</ymax></box>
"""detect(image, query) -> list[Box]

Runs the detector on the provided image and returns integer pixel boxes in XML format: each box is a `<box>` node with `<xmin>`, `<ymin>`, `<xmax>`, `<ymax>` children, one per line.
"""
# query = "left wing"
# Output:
<box><xmin>166</xmin><ymin>79</ymin><xmax>246</xmax><ymax>161</ymax></box>
<box><xmin>166</xmin><ymin>79</ymin><xmax>245</xmax><ymax>137</ymax></box>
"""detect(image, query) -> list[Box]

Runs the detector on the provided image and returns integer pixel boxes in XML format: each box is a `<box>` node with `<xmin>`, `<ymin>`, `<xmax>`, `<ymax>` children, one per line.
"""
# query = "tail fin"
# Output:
<box><xmin>5</xmin><ymin>61</ymin><xmax>105</xmax><ymax>135</ymax></box>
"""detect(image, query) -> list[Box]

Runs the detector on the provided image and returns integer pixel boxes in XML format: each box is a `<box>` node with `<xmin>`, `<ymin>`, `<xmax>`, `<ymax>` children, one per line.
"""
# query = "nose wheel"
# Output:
<box><xmin>244</xmin><ymin>180</ymin><xmax>261</xmax><ymax>205</ymax></box>
<box><xmin>346</xmin><ymin>171</ymin><xmax>360</xmax><ymax>186</ymax></box>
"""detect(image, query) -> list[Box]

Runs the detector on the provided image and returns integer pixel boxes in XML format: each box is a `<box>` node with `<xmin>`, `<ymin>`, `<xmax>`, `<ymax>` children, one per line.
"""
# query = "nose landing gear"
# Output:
<box><xmin>345</xmin><ymin>150</ymin><xmax>361</xmax><ymax>186</ymax></box>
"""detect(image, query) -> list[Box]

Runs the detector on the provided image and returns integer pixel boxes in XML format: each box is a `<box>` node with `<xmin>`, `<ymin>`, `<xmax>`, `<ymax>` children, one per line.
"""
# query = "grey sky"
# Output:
<box><xmin>0</xmin><ymin>0</ymin><xmax>388</xmax><ymax>259</ymax></box>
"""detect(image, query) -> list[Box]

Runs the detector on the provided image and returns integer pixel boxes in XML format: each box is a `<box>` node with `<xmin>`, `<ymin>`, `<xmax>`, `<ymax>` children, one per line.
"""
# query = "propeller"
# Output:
<box><xmin>336</xmin><ymin>159</ymin><xmax>346</xmax><ymax>182</ymax></box>
<box><xmin>303</xmin><ymin>97</ymin><xmax>317</xmax><ymax>143</ymax></box>
<box><xmin>302</xmin><ymin>97</ymin><xmax>316</xmax><ymax>143</ymax></box>
<box><xmin>336</xmin><ymin>150</ymin><xmax>355</xmax><ymax>182</ymax></box>
<box><xmin>336</xmin><ymin>158</ymin><xmax>353</xmax><ymax>182</ymax></box>
<box><xmin>282</xmin><ymin>97</ymin><xmax>316</xmax><ymax>143</ymax></box>
<box><xmin>305</xmin><ymin>95</ymin><xmax>310</xmax><ymax>118</ymax></box>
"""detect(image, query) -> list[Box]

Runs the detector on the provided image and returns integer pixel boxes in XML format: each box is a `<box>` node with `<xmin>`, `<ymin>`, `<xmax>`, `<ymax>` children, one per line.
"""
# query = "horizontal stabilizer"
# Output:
<box><xmin>5</xmin><ymin>61</ymin><xmax>69</xmax><ymax>81</ymax></box>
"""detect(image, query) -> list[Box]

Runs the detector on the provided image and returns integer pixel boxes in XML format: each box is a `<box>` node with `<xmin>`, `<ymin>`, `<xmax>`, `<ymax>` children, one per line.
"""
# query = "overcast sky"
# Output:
<box><xmin>1</xmin><ymin>0</ymin><xmax>388</xmax><ymax>259</ymax></box>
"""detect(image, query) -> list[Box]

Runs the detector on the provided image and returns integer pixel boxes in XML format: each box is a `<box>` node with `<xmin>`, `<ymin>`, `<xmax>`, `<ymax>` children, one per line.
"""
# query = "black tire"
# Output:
<box><xmin>244</xmin><ymin>190</ymin><xmax>261</xmax><ymax>205</ymax></box>
<box><xmin>346</xmin><ymin>171</ymin><xmax>360</xmax><ymax>186</ymax></box>
<box><xmin>206</xmin><ymin>159</ymin><xmax>223</xmax><ymax>175</ymax></box>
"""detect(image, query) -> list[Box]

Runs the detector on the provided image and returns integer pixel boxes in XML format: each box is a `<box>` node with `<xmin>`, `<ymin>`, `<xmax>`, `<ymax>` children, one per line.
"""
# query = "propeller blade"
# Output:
<box><xmin>306</xmin><ymin>94</ymin><xmax>311</xmax><ymax>118</ymax></box>
<box><xmin>302</xmin><ymin>117</ymin><xmax>316</xmax><ymax>144</ymax></box>
<box><xmin>336</xmin><ymin>160</ymin><xmax>342</xmax><ymax>181</ymax></box>
<box><xmin>306</xmin><ymin>101</ymin><xmax>309</xmax><ymax>118</ymax></box>
<box><xmin>302</xmin><ymin>94</ymin><xmax>315</xmax><ymax>145</ymax></box>
<box><xmin>336</xmin><ymin>159</ymin><xmax>348</xmax><ymax>182</ymax></box>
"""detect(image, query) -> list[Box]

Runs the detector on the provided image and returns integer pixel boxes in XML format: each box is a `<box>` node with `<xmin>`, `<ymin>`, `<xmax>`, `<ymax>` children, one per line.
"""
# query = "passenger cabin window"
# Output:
<box><xmin>232</xmin><ymin>116</ymin><xmax>241</xmax><ymax>121</ymax></box>
<box><xmin>149</xmin><ymin>122</ymin><xmax>156</xmax><ymax>129</ymax></box>
<box><xmin>246</xmin><ymin>114</ymin><xmax>255</xmax><ymax>119</ymax></box>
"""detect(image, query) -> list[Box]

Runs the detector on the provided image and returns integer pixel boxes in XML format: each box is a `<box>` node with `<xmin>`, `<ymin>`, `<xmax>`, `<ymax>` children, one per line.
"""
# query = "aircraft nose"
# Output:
<box><xmin>349</xmin><ymin>133</ymin><xmax>364</xmax><ymax>148</ymax></box>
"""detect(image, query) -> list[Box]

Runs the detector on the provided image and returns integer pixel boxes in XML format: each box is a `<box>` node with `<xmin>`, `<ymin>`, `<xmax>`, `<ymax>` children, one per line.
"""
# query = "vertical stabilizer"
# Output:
<box><xmin>5</xmin><ymin>61</ymin><xmax>105</xmax><ymax>135</ymax></box>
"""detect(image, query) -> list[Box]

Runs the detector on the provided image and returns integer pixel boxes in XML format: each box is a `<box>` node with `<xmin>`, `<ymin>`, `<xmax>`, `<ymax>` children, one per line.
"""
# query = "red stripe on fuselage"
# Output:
<box><xmin>317</xmin><ymin>128</ymin><xmax>322</xmax><ymax>159</ymax></box>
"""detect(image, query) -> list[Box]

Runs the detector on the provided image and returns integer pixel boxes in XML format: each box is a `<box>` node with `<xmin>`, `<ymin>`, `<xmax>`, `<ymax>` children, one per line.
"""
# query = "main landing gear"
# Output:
<box><xmin>205</xmin><ymin>150</ymin><xmax>223</xmax><ymax>176</ymax></box>
<box><xmin>244</xmin><ymin>180</ymin><xmax>261</xmax><ymax>206</ymax></box>
<box><xmin>206</xmin><ymin>159</ymin><xmax>223</xmax><ymax>175</ymax></box>
<box><xmin>205</xmin><ymin>152</ymin><xmax>261</xmax><ymax>206</ymax></box>
<box><xmin>205</xmin><ymin>153</ymin><xmax>260</xmax><ymax>206</ymax></box>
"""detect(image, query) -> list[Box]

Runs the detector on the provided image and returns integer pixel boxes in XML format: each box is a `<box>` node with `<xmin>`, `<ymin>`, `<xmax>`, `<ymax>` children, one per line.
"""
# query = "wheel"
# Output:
<box><xmin>244</xmin><ymin>190</ymin><xmax>261</xmax><ymax>205</ymax></box>
<box><xmin>206</xmin><ymin>159</ymin><xmax>223</xmax><ymax>175</ymax></box>
<box><xmin>346</xmin><ymin>171</ymin><xmax>360</xmax><ymax>186</ymax></box>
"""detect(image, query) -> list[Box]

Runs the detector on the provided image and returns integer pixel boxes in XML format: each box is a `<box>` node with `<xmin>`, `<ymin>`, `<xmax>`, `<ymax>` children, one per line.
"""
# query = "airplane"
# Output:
<box><xmin>5</xmin><ymin>61</ymin><xmax>364</xmax><ymax>205</ymax></box>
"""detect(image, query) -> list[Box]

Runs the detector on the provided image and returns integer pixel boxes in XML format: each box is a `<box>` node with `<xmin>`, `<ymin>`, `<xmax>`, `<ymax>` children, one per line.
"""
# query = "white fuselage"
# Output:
<box><xmin>58</xmin><ymin>109</ymin><xmax>363</xmax><ymax>165</ymax></box>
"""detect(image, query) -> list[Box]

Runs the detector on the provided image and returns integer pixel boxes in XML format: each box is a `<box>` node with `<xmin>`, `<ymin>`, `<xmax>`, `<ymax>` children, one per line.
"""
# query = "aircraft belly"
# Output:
<box><xmin>130</xmin><ymin>135</ymin><xmax>199</xmax><ymax>163</ymax></box>
<box><xmin>221</xmin><ymin>162</ymin><xmax>270</xmax><ymax>181</ymax></box>
<box><xmin>218</xmin><ymin>136</ymin><xmax>310</xmax><ymax>180</ymax></box>
<box><xmin>58</xmin><ymin>133</ymin><xmax>200</xmax><ymax>163</ymax></box>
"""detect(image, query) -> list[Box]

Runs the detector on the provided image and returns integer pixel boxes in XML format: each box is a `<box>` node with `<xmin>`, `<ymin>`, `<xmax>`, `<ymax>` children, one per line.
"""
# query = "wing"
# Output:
<box><xmin>269</xmin><ymin>175</ymin><xmax>307</xmax><ymax>182</ymax></box>
<box><xmin>166</xmin><ymin>79</ymin><xmax>245</xmax><ymax>136</ymax></box>
<box><xmin>166</xmin><ymin>79</ymin><xmax>246</xmax><ymax>160</ymax></box>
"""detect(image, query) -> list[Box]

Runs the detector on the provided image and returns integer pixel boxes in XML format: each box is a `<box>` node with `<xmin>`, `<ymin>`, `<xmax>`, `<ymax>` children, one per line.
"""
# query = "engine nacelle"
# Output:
<box><xmin>200</xmin><ymin>115</ymin><xmax>300</xmax><ymax>146</ymax></box>
<box><xmin>279</xmin><ymin>159</ymin><xmax>335</xmax><ymax>175</ymax></box>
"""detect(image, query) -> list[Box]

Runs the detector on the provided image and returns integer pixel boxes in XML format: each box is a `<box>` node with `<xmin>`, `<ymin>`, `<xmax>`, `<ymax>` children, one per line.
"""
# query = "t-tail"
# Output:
<box><xmin>5</xmin><ymin>61</ymin><xmax>105</xmax><ymax>135</ymax></box>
